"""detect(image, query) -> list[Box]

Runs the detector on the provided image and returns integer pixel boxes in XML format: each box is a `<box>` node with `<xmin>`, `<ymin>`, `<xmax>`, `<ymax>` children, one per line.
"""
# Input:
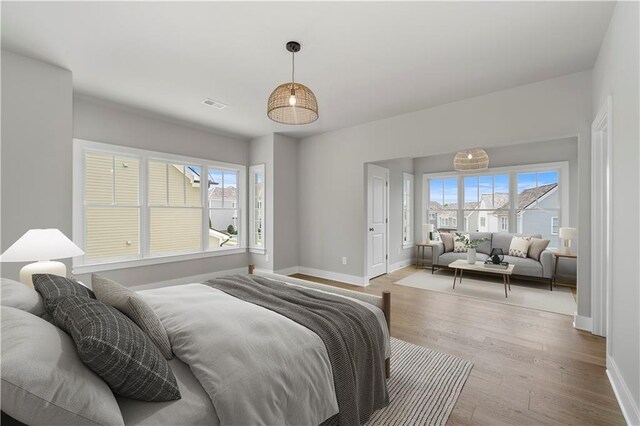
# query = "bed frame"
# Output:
<box><xmin>248</xmin><ymin>264</ymin><xmax>391</xmax><ymax>379</ymax></box>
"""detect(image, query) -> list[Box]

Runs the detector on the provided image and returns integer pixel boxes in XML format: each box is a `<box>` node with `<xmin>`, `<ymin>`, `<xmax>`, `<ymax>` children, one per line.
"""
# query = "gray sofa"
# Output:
<box><xmin>432</xmin><ymin>232</ymin><xmax>554</xmax><ymax>283</ymax></box>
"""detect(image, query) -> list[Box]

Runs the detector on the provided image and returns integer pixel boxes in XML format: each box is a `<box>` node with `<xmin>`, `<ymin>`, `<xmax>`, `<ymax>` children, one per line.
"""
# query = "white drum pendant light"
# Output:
<box><xmin>267</xmin><ymin>41</ymin><xmax>318</xmax><ymax>125</ymax></box>
<box><xmin>454</xmin><ymin>148</ymin><xmax>489</xmax><ymax>172</ymax></box>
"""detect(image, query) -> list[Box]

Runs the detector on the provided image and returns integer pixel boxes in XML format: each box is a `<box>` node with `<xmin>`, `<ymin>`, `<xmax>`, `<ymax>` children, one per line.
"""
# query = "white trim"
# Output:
<box><xmin>249</xmin><ymin>164</ymin><xmax>266</xmax><ymax>251</ymax></box>
<box><xmin>402</xmin><ymin>172</ymin><xmax>414</xmax><ymax>248</ymax></box>
<box><xmin>389</xmin><ymin>258</ymin><xmax>414</xmax><ymax>273</ymax></box>
<box><xmin>73</xmin><ymin>138</ymin><xmax>246</xmax><ymax>270</ymax></box>
<box><xmin>128</xmin><ymin>267</ymin><xmax>247</xmax><ymax>291</ymax></box>
<box><xmin>275</xmin><ymin>266</ymin><xmax>299</xmax><ymax>276</ymax></box>
<box><xmin>249</xmin><ymin>247</ymin><xmax>266</xmax><ymax>254</ymax></box>
<box><xmin>591</xmin><ymin>95</ymin><xmax>613</xmax><ymax>341</ymax></box>
<box><xmin>73</xmin><ymin>248</ymin><xmax>247</xmax><ymax>274</ymax></box>
<box><xmin>297</xmin><ymin>266</ymin><xmax>369</xmax><ymax>287</ymax></box>
<box><xmin>573</xmin><ymin>314</ymin><xmax>593</xmax><ymax>332</ymax></box>
<box><xmin>607</xmin><ymin>355</ymin><xmax>640</xmax><ymax>426</ymax></box>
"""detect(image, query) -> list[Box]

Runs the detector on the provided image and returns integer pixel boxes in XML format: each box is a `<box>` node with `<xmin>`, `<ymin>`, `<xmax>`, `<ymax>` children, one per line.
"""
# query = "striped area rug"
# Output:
<box><xmin>366</xmin><ymin>338</ymin><xmax>473</xmax><ymax>426</ymax></box>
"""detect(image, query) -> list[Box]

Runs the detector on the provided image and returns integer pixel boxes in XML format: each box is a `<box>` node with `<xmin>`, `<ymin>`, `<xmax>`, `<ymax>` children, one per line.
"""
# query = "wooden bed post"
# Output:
<box><xmin>248</xmin><ymin>264</ymin><xmax>255</xmax><ymax>275</ymax></box>
<box><xmin>382</xmin><ymin>290</ymin><xmax>391</xmax><ymax>379</ymax></box>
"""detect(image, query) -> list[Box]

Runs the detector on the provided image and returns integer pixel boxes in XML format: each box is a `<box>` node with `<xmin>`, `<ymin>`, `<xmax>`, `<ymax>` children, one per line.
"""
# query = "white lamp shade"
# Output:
<box><xmin>558</xmin><ymin>227</ymin><xmax>577</xmax><ymax>239</ymax></box>
<box><xmin>1</xmin><ymin>229</ymin><xmax>84</xmax><ymax>262</ymax></box>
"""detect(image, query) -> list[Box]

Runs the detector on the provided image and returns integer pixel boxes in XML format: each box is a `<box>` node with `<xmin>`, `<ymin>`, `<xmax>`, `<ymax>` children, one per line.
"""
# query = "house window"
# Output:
<box><xmin>249</xmin><ymin>164</ymin><xmax>265</xmax><ymax>252</ymax></box>
<box><xmin>424</xmin><ymin>162</ymin><xmax>567</xmax><ymax>248</ymax></box>
<box><xmin>551</xmin><ymin>217</ymin><xmax>559</xmax><ymax>235</ymax></box>
<box><xmin>402</xmin><ymin>173</ymin><xmax>414</xmax><ymax>248</ymax></box>
<box><xmin>74</xmin><ymin>140</ymin><xmax>245</xmax><ymax>270</ymax></box>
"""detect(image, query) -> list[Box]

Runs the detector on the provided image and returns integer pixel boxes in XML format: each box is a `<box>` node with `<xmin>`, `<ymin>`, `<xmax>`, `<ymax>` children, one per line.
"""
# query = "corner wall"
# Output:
<box><xmin>591</xmin><ymin>2</ymin><xmax>640</xmax><ymax>423</ymax></box>
<box><xmin>1</xmin><ymin>51</ymin><xmax>73</xmax><ymax>279</ymax></box>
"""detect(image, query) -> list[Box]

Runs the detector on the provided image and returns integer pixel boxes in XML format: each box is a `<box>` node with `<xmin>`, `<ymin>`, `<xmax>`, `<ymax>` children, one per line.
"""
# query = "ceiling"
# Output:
<box><xmin>2</xmin><ymin>2</ymin><xmax>614</xmax><ymax>139</ymax></box>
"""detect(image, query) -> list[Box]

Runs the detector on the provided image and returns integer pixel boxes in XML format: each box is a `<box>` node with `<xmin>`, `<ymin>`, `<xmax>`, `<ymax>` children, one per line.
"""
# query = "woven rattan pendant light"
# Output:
<box><xmin>453</xmin><ymin>148</ymin><xmax>489</xmax><ymax>172</ymax></box>
<box><xmin>267</xmin><ymin>41</ymin><xmax>318</xmax><ymax>125</ymax></box>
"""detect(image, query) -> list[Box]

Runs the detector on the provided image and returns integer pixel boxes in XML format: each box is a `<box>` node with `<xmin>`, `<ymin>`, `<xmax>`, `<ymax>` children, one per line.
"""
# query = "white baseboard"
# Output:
<box><xmin>130</xmin><ymin>267</ymin><xmax>247</xmax><ymax>291</ymax></box>
<box><xmin>607</xmin><ymin>355</ymin><xmax>640</xmax><ymax>425</ymax></box>
<box><xmin>573</xmin><ymin>314</ymin><xmax>593</xmax><ymax>332</ymax></box>
<box><xmin>297</xmin><ymin>266</ymin><xmax>369</xmax><ymax>287</ymax></box>
<box><xmin>389</xmin><ymin>258</ymin><xmax>415</xmax><ymax>273</ymax></box>
<box><xmin>275</xmin><ymin>266</ymin><xmax>299</xmax><ymax>276</ymax></box>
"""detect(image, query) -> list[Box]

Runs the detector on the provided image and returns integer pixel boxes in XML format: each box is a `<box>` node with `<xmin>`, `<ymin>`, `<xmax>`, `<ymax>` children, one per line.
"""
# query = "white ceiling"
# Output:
<box><xmin>2</xmin><ymin>2</ymin><xmax>614</xmax><ymax>139</ymax></box>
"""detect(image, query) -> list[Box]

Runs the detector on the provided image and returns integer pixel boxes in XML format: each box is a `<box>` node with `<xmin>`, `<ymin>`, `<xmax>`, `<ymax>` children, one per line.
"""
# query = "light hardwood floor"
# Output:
<box><xmin>292</xmin><ymin>267</ymin><xmax>625</xmax><ymax>425</ymax></box>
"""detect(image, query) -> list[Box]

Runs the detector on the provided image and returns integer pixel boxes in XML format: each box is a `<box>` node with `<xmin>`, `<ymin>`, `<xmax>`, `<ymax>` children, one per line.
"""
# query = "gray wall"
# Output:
<box><xmin>298</xmin><ymin>71</ymin><xmax>592</xmax><ymax>290</ymax></box>
<box><xmin>273</xmin><ymin>134</ymin><xmax>299</xmax><ymax>272</ymax></box>
<box><xmin>372</xmin><ymin>158</ymin><xmax>415</xmax><ymax>268</ymax></box>
<box><xmin>1</xmin><ymin>51</ymin><xmax>73</xmax><ymax>279</ymax></box>
<box><xmin>249</xmin><ymin>134</ymin><xmax>274</xmax><ymax>271</ymax></box>
<box><xmin>71</xmin><ymin>95</ymin><xmax>251</xmax><ymax>286</ymax></box>
<box><xmin>414</xmin><ymin>137</ymin><xmax>579</xmax><ymax>284</ymax></box>
<box><xmin>592</xmin><ymin>1</ymin><xmax>640</xmax><ymax>415</ymax></box>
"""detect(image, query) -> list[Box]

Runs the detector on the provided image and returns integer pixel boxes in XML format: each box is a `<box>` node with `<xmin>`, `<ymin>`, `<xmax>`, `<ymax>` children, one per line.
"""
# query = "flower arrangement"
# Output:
<box><xmin>454</xmin><ymin>232</ymin><xmax>489</xmax><ymax>249</ymax></box>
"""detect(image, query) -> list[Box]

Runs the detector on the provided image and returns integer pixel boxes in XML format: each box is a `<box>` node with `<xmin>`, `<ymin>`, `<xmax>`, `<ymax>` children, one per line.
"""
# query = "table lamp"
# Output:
<box><xmin>558</xmin><ymin>227</ymin><xmax>577</xmax><ymax>254</ymax></box>
<box><xmin>0</xmin><ymin>229</ymin><xmax>84</xmax><ymax>287</ymax></box>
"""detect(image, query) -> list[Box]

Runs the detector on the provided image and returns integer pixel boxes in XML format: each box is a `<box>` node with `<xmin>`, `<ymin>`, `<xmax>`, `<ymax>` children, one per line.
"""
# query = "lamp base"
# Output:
<box><xmin>19</xmin><ymin>261</ymin><xmax>67</xmax><ymax>288</ymax></box>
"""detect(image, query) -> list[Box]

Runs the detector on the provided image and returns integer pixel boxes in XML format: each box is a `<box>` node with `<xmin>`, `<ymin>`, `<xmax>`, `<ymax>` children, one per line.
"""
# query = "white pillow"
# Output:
<box><xmin>1</xmin><ymin>277</ymin><xmax>47</xmax><ymax>317</ymax></box>
<box><xmin>509</xmin><ymin>236</ymin><xmax>531</xmax><ymax>258</ymax></box>
<box><xmin>453</xmin><ymin>234</ymin><xmax>469</xmax><ymax>253</ymax></box>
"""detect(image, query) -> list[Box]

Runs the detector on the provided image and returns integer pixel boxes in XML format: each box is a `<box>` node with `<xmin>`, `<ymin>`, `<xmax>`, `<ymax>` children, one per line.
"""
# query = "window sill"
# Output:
<box><xmin>73</xmin><ymin>247</ymin><xmax>247</xmax><ymax>274</ymax></box>
<box><xmin>249</xmin><ymin>247</ymin><xmax>266</xmax><ymax>254</ymax></box>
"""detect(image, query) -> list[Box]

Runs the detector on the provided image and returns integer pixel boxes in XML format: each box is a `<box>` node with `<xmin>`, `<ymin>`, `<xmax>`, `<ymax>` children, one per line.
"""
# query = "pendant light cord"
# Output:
<box><xmin>291</xmin><ymin>51</ymin><xmax>295</xmax><ymax>84</ymax></box>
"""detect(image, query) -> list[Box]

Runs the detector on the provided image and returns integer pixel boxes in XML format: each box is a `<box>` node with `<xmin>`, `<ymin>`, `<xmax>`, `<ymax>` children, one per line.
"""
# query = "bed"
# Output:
<box><xmin>1</xmin><ymin>265</ymin><xmax>391</xmax><ymax>426</ymax></box>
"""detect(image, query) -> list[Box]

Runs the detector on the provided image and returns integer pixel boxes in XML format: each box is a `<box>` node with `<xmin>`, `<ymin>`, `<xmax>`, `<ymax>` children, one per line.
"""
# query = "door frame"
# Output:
<box><xmin>366</xmin><ymin>163</ymin><xmax>390</xmax><ymax>279</ymax></box>
<box><xmin>591</xmin><ymin>95</ymin><xmax>613</xmax><ymax>344</ymax></box>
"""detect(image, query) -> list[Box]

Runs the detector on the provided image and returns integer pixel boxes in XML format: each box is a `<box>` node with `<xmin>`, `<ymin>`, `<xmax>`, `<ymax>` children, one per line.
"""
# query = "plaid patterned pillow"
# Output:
<box><xmin>33</xmin><ymin>274</ymin><xmax>95</xmax><ymax>313</ymax></box>
<box><xmin>53</xmin><ymin>295</ymin><xmax>181</xmax><ymax>402</ymax></box>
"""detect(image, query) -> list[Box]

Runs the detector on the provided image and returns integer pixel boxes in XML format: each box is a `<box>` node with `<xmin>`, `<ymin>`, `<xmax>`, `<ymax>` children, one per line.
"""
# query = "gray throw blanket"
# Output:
<box><xmin>205</xmin><ymin>274</ymin><xmax>389</xmax><ymax>426</ymax></box>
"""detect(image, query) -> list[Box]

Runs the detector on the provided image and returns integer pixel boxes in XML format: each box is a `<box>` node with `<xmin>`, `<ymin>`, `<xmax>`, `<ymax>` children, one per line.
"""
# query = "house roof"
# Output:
<box><xmin>208</xmin><ymin>186</ymin><xmax>237</xmax><ymax>200</ymax></box>
<box><xmin>493</xmin><ymin>183</ymin><xmax>557</xmax><ymax>214</ymax></box>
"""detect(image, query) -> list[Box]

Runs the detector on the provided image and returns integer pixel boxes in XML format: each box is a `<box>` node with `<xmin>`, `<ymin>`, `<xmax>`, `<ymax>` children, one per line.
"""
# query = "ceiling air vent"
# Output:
<box><xmin>202</xmin><ymin>98</ymin><xmax>227</xmax><ymax>109</ymax></box>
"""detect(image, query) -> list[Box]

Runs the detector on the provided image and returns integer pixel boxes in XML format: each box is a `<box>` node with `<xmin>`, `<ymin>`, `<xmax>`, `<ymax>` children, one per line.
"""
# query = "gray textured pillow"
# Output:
<box><xmin>528</xmin><ymin>238</ymin><xmax>550</xmax><ymax>261</ymax></box>
<box><xmin>1</xmin><ymin>277</ymin><xmax>46</xmax><ymax>317</ymax></box>
<box><xmin>53</xmin><ymin>295</ymin><xmax>181</xmax><ymax>402</ymax></box>
<box><xmin>440</xmin><ymin>233</ymin><xmax>454</xmax><ymax>252</ymax></box>
<box><xmin>92</xmin><ymin>274</ymin><xmax>172</xmax><ymax>359</ymax></box>
<box><xmin>1</xmin><ymin>306</ymin><xmax>125</xmax><ymax>426</ymax></box>
<box><xmin>33</xmin><ymin>273</ymin><xmax>95</xmax><ymax>312</ymax></box>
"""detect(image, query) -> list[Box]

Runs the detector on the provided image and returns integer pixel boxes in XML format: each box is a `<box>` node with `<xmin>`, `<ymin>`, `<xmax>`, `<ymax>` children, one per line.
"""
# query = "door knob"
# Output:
<box><xmin>369</xmin><ymin>228</ymin><xmax>374</xmax><ymax>231</ymax></box>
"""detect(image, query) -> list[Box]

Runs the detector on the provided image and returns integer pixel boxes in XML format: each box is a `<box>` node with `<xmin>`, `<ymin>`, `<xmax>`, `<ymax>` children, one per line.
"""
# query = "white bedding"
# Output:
<box><xmin>117</xmin><ymin>279</ymin><xmax>390</xmax><ymax>426</ymax></box>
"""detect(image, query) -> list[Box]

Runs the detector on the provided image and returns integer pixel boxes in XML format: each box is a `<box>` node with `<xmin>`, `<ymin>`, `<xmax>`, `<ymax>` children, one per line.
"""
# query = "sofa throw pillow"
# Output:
<box><xmin>1</xmin><ymin>306</ymin><xmax>125</xmax><ymax>426</ymax></box>
<box><xmin>440</xmin><ymin>233</ymin><xmax>454</xmax><ymax>252</ymax></box>
<box><xmin>33</xmin><ymin>274</ymin><xmax>95</xmax><ymax>313</ymax></box>
<box><xmin>453</xmin><ymin>234</ymin><xmax>469</xmax><ymax>253</ymax></box>
<box><xmin>92</xmin><ymin>274</ymin><xmax>173</xmax><ymax>359</ymax></box>
<box><xmin>509</xmin><ymin>236</ymin><xmax>531</xmax><ymax>258</ymax></box>
<box><xmin>1</xmin><ymin>277</ymin><xmax>47</xmax><ymax>317</ymax></box>
<box><xmin>52</xmin><ymin>295</ymin><xmax>181</xmax><ymax>402</ymax></box>
<box><xmin>528</xmin><ymin>238</ymin><xmax>550</xmax><ymax>261</ymax></box>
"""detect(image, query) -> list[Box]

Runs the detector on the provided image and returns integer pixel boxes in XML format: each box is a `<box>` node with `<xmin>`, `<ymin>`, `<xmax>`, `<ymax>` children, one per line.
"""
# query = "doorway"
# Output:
<box><xmin>367</xmin><ymin>164</ymin><xmax>389</xmax><ymax>279</ymax></box>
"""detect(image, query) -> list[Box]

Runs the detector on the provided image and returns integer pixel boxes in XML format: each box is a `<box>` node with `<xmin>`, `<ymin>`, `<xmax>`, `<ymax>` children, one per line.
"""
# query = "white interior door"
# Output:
<box><xmin>367</xmin><ymin>164</ymin><xmax>388</xmax><ymax>279</ymax></box>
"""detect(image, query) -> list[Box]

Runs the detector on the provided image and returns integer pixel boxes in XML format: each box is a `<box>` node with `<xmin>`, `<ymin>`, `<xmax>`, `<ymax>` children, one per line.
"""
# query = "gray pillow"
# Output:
<box><xmin>53</xmin><ymin>295</ymin><xmax>181</xmax><ymax>402</ymax></box>
<box><xmin>440</xmin><ymin>233</ymin><xmax>454</xmax><ymax>252</ymax></box>
<box><xmin>528</xmin><ymin>238</ymin><xmax>550</xmax><ymax>260</ymax></box>
<box><xmin>92</xmin><ymin>274</ymin><xmax>172</xmax><ymax>359</ymax></box>
<box><xmin>1</xmin><ymin>277</ymin><xmax>46</xmax><ymax>317</ymax></box>
<box><xmin>1</xmin><ymin>306</ymin><xmax>125</xmax><ymax>426</ymax></box>
<box><xmin>33</xmin><ymin>273</ymin><xmax>95</xmax><ymax>312</ymax></box>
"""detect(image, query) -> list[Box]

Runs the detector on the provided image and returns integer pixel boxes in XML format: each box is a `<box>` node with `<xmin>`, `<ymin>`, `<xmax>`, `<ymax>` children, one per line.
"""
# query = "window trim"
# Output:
<box><xmin>402</xmin><ymin>173</ymin><xmax>414</xmax><ymax>249</ymax></box>
<box><xmin>551</xmin><ymin>216</ymin><xmax>560</xmax><ymax>235</ymax></box>
<box><xmin>73</xmin><ymin>139</ymin><xmax>247</xmax><ymax>274</ymax></box>
<box><xmin>422</xmin><ymin>161</ymin><xmax>569</xmax><ymax>245</ymax></box>
<box><xmin>249</xmin><ymin>164</ymin><xmax>266</xmax><ymax>254</ymax></box>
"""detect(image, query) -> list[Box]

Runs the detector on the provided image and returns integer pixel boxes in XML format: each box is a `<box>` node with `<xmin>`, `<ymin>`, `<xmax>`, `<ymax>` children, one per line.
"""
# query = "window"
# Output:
<box><xmin>249</xmin><ymin>164</ymin><xmax>265</xmax><ymax>252</ymax></box>
<box><xmin>427</xmin><ymin>177</ymin><xmax>458</xmax><ymax>231</ymax></box>
<box><xmin>402</xmin><ymin>173</ymin><xmax>414</xmax><ymax>248</ymax></box>
<box><xmin>423</xmin><ymin>162</ymin><xmax>568</xmax><ymax>248</ymax></box>
<box><xmin>74</xmin><ymin>140</ymin><xmax>246</xmax><ymax>271</ymax></box>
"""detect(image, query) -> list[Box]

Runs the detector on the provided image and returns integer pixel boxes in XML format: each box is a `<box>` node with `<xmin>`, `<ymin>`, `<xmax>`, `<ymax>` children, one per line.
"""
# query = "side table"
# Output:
<box><xmin>416</xmin><ymin>242</ymin><xmax>437</xmax><ymax>273</ymax></box>
<box><xmin>552</xmin><ymin>251</ymin><xmax>577</xmax><ymax>290</ymax></box>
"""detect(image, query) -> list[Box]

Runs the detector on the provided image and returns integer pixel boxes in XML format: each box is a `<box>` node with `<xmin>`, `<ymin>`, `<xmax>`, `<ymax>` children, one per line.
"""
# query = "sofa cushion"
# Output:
<box><xmin>509</xmin><ymin>236</ymin><xmax>532</xmax><ymax>258</ymax></box>
<box><xmin>503</xmin><ymin>255</ymin><xmax>543</xmax><ymax>277</ymax></box>
<box><xmin>491</xmin><ymin>233</ymin><xmax>541</xmax><ymax>255</ymax></box>
<box><xmin>440</xmin><ymin>233</ymin><xmax>454</xmax><ymax>252</ymax></box>
<box><xmin>439</xmin><ymin>252</ymin><xmax>489</xmax><ymax>266</ymax></box>
<box><xmin>468</xmin><ymin>232</ymin><xmax>492</xmax><ymax>255</ymax></box>
<box><xmin>528</xmin><ymin>238</ymin><xmax>550</xmax><ymax>261</ymax></box>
